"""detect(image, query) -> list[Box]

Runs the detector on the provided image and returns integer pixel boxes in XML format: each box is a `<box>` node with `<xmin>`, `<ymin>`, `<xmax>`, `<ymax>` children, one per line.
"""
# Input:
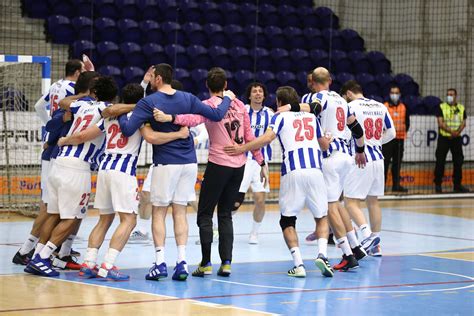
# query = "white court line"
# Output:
<box><xmin>211</xmin><ymin>278</ymin><xmax>305</xmax><ymax>291</ymax></box>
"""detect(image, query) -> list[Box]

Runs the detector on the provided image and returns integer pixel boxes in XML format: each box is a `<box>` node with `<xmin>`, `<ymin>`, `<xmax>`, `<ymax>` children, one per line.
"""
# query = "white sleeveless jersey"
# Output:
<box><xmin>309</xmin><ymin>90</ymin><xmax>352</xmax><ymax>157</ymax></box>
<box><xmin>348</xmin><ymin>98</ymin><xmax>395</xmax><ymax>162</ymax></box>
<box><xmin>58</xmin><ymin>97</ymin><xmax>106</xmax><ymax>166</ymax></box>
<box><xmin>44</xmin><ymin>79</ymin><xmax>75</xmax><ymax>116</ymax></box>
<box><xmin>98</xmin><ymin>112</ymin><xmax>143</xmax><ymax>176</ymax></box>
<box><xmin>269</xmin><ymin>112</ymin><xmax>323</xmax><ymax>176</ymax></box>
<box><xmin>246</xmin><ymin>104</ymin><xmax>274</xmax><ymax>161</ymax></box>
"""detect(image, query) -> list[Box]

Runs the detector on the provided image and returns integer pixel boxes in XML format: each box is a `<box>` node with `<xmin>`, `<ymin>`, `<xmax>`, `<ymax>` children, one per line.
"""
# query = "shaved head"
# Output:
<box><xmin>312</xmin><ymin>67</ymin><xmax>331</xmax><ymax>85</ymax></box>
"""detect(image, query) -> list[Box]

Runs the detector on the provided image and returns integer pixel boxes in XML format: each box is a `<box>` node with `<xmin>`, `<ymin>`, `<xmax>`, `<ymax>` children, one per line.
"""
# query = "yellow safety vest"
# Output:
<box><xmin>439</xmin><ymin>102</ymin><xmax>465</xmax><ymax>137</ymax></box>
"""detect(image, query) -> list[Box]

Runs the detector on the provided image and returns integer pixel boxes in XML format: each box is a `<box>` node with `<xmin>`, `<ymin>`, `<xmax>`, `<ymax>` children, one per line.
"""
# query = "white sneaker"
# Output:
<box><xmin>288</xmin><ymin>264</ymin><xmax>306</xmax><ymax>277</ymax></box>
<box><xmin>128</xmin><ymin>230</ymin><xmax>150</xmax><ymax>244</ymax></box>
<box><xmin>248</xmin><ymin>232</ymin><xmax>259</xmax><ymax>244</ymax></box>
<box><xmin>361</xmin><ymin>234</ymin><xmax>380</xmax><ymax>253</ymax></box>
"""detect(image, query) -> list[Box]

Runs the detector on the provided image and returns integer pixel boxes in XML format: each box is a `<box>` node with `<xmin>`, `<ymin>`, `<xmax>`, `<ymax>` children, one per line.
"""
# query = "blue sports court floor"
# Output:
<box><xmin>1</xmin><ymin>199</ymin><xmax>473</xmax><ymax>315</ymax></box>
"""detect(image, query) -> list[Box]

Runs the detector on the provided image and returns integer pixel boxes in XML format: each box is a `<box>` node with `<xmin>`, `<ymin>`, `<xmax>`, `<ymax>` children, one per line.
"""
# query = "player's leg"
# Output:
<box><xmin>53</xmin><ymin>220</ymin><xmax>83</xmax><ymax>270</ymax></box>
<box><xmin>364</xmin><ymin>160</ymin><xmax>385</xmax><ymax>256</ymax></box>
<box><xmin>338</xmin><ymin>202</ymin><xmax>367</xmax><ymax>261</ymax></box>
<box><xmin>233</xmin><ymin>159</ymin><xmax>252</xmax><ymax>213</ymax></box>
<box><xmin>249</xmin><ymin>191</ymin><xmax>266</xmax><ymax>244</ymax></box>
<box><xmin>130</xmin><ymin>165</ymin><xmax>153</xmax><ymax>243</ymax></box>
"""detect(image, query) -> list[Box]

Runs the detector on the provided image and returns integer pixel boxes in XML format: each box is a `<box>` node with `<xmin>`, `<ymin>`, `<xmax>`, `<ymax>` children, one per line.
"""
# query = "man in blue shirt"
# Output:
<box><xmin>118</xmin><ymin>63</ymin><xmax>235</xmax><ymax>281</ymax></box>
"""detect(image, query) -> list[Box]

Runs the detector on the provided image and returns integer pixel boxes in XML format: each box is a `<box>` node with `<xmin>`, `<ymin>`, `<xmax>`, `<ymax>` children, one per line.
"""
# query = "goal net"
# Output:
<box><xmin>0</xmin><ymin>60</ymin><xmax>46</xmax><ymax>216</ymax></box>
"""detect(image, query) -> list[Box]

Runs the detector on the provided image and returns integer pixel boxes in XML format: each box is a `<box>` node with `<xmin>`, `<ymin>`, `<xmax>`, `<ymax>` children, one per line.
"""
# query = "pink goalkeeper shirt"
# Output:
<box><xmin>175</xmin><ymin>96</ymin><xmax>264</xmax><ymax>168</ymax></box>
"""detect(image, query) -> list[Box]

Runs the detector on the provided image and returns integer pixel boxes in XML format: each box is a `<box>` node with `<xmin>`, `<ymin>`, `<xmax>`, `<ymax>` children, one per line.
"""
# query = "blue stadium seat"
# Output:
<box><xmin>122</xmin><ymin>66</ymin><xmax>145</xmax><ymax>84</ymax></box>
<box><xmin>260</xmin><ymin>4</ymin><xmax>278</xmax><ymax>26</ymax></box>
<box><xmin>403</xmin><ymin>95</ymin><xmax>423</xmax><ymax>114</ymax></box>
<box><xmin>94</xmin><ymin>18</ymin><xmax>120</xmax><ymax>43</ymax></box>
<box><xmin>208</xmin><ymin>46</ymin><xmax>232</xmax><ymax>70</ymax></box>
<box><xmin>99</xmin><ymin>65</ymin><xmax>123</xmax><ymax>88</ymax></box>
<box><xmin>367</xmin><ymin>51</ymin><xmax>391</xmax><ymax>74</ymax></box>
<box><xmin>322</xmin><ymin>29</ymin><xmax>345</xmax><ymax>51</ymax></box>
<box><xmin>240</xmin><ymin>3</ymin><xmax>258</xmax><ymax>25</ymax></box>
<box><xmin>355</xmin><ymin>73</ymin><xmax>379</xmax><ymax>96</ymax></box>
<box><xmin>95</xmin><ymin>0</ymin><xmax>120</xmax><ymax>20</ymax></box>
<box><xmin>330</xmin><ymin>80</ymin><xmax>342</xmax><ymax>94</ymax></box>
<box><xmin>23</xmin><ymin>0</ymin><xmax>50</xmax><ymax>18</ymax></box>
<box><xmin>393</xmin><ymin>73</ymin><xmax>414</xmax><ymax>87</ymax></box>
<box><xmin>226</xmin><ymin>25</ymin><xmax>248</xmax><ymax>48</ymax></box>
<box><xmin>49</xmin><ymin>0</ymin><xmax>74</xmax><ymax>17</ymax></box>
<box><xmin>336</xmin><ymin>72</ymin><xmax>355</xmax><ymax>86</ymax></box>
<box><xmin>164</xmin><ymin>44</ymin><xmax>189</xmax><ymax>69</ymax></box>
<box><xmin>181</xmin><ymin>1</ymin><xmax>202</xmax><ymax>24</ymax></box>
<box><xmin>375</xmin><ymin>73</ymin><xmax>394</xmax><ymax>97</ymax></box>
<box><xmin>348</xmin><ymin>51</ymin><xmax>371</xmax><ymax>74</ymax></box>
<box><xmin>97</xmin><ymin>41</ymin><xmax>122</xmax><ymax>66</ymax></box>
<box><xmin>279</xmin><ymin>5</ymin><xmax>299</xmax><ymax>27</ymax></box>
<box><xmin>330</xmin><ymin>50</ymin><xmax>351</xmax><ymax>73</ymax></box>
<box><xmin>283</xmin><ymin>27</ymin><xmax>305</xmax><ymax>50</ymax></box>
<box><xmin>222</xmin><ymin>3</ymin><xmax>242</xmax><ymax>25</ymax></box>
<box><xmin>276</xmin><ymin>71</ymin><xmax>298</xmax><ymax>88</ymax></box>
<box><xmin>290</xmin><ymin>49</ymin><xmax>312</xmax><ymax>72</ymax></box>
<box><xmin>120</xmin><ymin>42</ymin><xmax>145</xmax><ymax>67</ymax></box>
<box><xmin>263</xmin><ymin>26</ymin><xmax>285</xmax><ymax>49</ymax></box>
<box><xmin>161</xmin><ymin>21</ymin><xmax>183</xmax><ymax>45</ymax></box>
<box><xmin>191</xmin><ymin>69</ymin><xmax>208</xmax><ymax>93</ymax></box>
<box><xmin>422</xmin><ymin>96</ymin><xmax>441</xmax><ymax>115</ymax></box>
<box><xmin>200</xmin><ymin>2</ymin><xmax>221</xmax><ymax>25</ymax></box>
<box><xmin>72</xmin><ymin>40</ymin><xmax>95</xmax><ymax>60</ymax></box>
<box><xmin>229</xmin><ymin>47</ymin><xmax>253</xmax><ymax>71</ymax></box>
<box><xmin>139</xmin><ymin>20</ymin><xmax>163</xmax><ymax>44</ymax></box>
<box><xmin>234</xmin><ymin>70</ymin><xmax>254</xmax><ymax>92</ymax></box>
<box><xmin>271</xmin><ymin>48</ymin><xmax>292</xmax><ymax>72</ymax></box>
<box><xmin>204</xmin><ymin>24</ymin><xmax>227</xmax><ymax>48</ymax></box>
<box><xmin>71</xmin><ymin>16</ymin><xmax>92</xmax><ymax>41</ymax></box>
<box><xmin>301</xmin><ymin>8</ymin><xmax>319</xmax><ymax>29</ymax></box>
<box><xmin>251</xmin><ymin>47</ymin><xmax>272</xmax><ymax>70</ymax></box>
<box><xmin>47</xmin><ymin>15</ymin><xmax>74</xmax><ymax>44</ymax></box>
<box><xmin>264</xmin><ymin>93</ymin><xmax>276</xmax><ymax>111</ymax></box>
<box><xmin>341</xmin><ymin>29</ymin><xmax>365</xmax><ymax>52</ymax></box>
<box><xmin>183</xmin><ymin>22</ymin><xmax>207</xmax><ymax>47</ymax></box>
<box><xmin>137</xmin><ymin>0</ymin><xmax>161</xmax><ymax>21</ymax></box>
<box><xmin>158</xmin><ymin>0</ymin><xmax>179</xmax><ymax>21</ymax></box>
<box><xmin>117</xmin><ymin>19</ymin><xmax>141</xmax><ymax>44</ymax></box>
<box><xmin>174</xmin><ymin>68</ymin><xmax>193</xmax><ymax>92</ymax></box>
<box><xmin>310</xmin><ymin>49</ymin><xmax>330</xmax><ymax>68</ymax></box>
<box><xmin>315</xmin><ymin>6</ymin><xmax>339</xmax><ymax>29</ymax></box>
<box><xmin>303</xmin><ymin>28</ymin><xmax>325</xmax><ymax>51</ymax></box>
<box><xmin>187</xmin><ymin>45</ymin><xmax>211</xmax><ymax>69</ymax></box>
<box><xmin>197</xmin><ymin>91</ymin><xmax>210</xmax><ymax>100</ymax></box>
<box><xmin>256</xmin><ymin>70</ymin><xmax>278</xmax><ymax>94</ymax></box>
<box><xmin>117</xmin><ymin>0</ymin><xmax>140</xmax><ymax>20</ymax></box>
<box><xmin>142</xmin><ymin>43</ymin><xmax>167</xmax><ymax>66</ymax></box>
<box><xmin>72</xmin><ymin>0</ymin><xmax>93</xmax><ymax>18</ymax></box>
<box><xmin>368</xmin><ymin>95</ymin><xmax>384</xmax><ymax>103</ymax></box>
<box><xmin>395</xmin><ymin>74</ymin><xmax>419</xmax><ymax>96</ymax></box>
<box><xmin>246</xmin><ymin>25</ymin><xmax>264</xmax><ymax>48</ymax></box>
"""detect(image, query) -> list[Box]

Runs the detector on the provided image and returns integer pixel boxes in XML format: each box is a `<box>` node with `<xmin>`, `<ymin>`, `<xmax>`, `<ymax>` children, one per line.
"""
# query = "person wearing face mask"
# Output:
<box><xmin>434</xmin><ymin>88</ymin><xmax>469</xmax><ymax>193</ymax></box>
<box><xmin>382</xmin><ymin>85</ymin><xmax>409</xmax><ymax>192</ymax></box>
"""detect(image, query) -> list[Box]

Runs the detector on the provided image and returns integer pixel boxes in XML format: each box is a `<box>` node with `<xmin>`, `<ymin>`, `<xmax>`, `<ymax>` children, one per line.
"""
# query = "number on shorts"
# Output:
<box><xmin>335</xmin><ymin>107</ymin><xmax>345</xmax><ymax>131</ymax></box>
<box><xmin>79</xmin><ymin>193</ymin><xmax>91</xmax><ymax>206</ymax></box>
<box><xmin>293</xmin><ymin>117</ymin><xmax>314</xmax><ymax>142</ymax></box>
<box><xmin>71</xmin><ymin>114</ymin><xmax>94</xmax><ymax>134</ymax></box>
<box><xmin>364</xmin><ymin>117</ymin><xmax>383</xmax><ymax>140</ymax></box>
<box><xmin>107</xmin><ymin>123</ymin><xmax>129</xmax><ymax>149</ymax></box>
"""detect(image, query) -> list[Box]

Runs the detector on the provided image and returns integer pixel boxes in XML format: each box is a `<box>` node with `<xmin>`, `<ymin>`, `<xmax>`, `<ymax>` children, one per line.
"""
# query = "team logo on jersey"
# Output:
<box><xmin>81</xmin><ymin>207</ymin><xmax>87</xmax><ymax>214</ymax></box>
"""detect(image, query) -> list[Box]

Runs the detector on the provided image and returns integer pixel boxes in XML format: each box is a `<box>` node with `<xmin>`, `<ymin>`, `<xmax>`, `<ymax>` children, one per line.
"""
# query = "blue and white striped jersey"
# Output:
<box><xmin>42</xmin><ymin>79</ymin><xmax>75</xmax><ymax>116</ymax></box>
<box><xmin>58</xmin><ymin>97</ymin><xmax>106</xmax><ymax>166</ymax></box>
<box><xmin>98</xmin><ymin>112</ymin><xmax>143</xmax><ymax>176</ymax></box>
<box><xmin>348</xmin><ymin>98</ymin><xmax>395</xmax><ymax>162</ymax></box>
<box><xmin>301</xmin><ymin>92</ymin><xmax>315</xmax><ymax>104</ymax></box>
<box><xmin>309</xmin><ymin>90</ymin><xmax>353</xmax><ymax>157</ymax></box>
<box><xmin>246</xmin><ymin>104</ymin><xmax>274</xmax><ymax>161</ymax></box>
<box><xmin>269</xmin><ymin>112</ymin><xmax>323</xmax><ymax>176</ymax></box>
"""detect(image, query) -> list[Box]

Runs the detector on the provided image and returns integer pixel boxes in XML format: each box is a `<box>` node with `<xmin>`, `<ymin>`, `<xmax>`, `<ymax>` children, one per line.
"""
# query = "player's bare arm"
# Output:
<box><xmin>224</xmin><ymin>129</ymin><xmax>276</xmax><ymax>156</ymax></box>
<box><xmin>102</xmin><ymin>103</ymin><xmax>136</xmax><ymax>118</ymax></box>
<box><xmin>347</xmin><ymin>114</ymin><xmax>367</xmax><ymax>168</ymax></box>
<box><xmin>277</xmin><ymin>100</ymin><xmax>322</xmax><ymax>116</ymax></box>
<box><xmin>59</xmin><ymin>93</ymin><xmax>88</xmax><ymax>110</ymax></box>
<box><xmin>58</xmin><ymin>125</ymin><xmax>102</xmax><ymax>146</ymax></box>
<box><xmin>140</xmin><ymin>125</ymin><xmax>189</xmax><ymax>145</ymax></box>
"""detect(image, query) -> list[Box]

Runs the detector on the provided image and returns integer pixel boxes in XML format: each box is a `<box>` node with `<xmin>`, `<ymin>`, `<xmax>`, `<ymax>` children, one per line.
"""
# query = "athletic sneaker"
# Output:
<box><xmin>52</xmin><ymin>255</ymin><xmax>81</xmax><ymax>270</ymax></box>
<box><xmin>26</xmin><ymin>254</ymin><xmax>59</xmax><ymax>277</ymax></box>
<box><xmin>352</xmin><ymin>246</ymin><xmax>368</xmax><ymax>261</ymax></box>
<box><xmin>333</xmin><ymin>254</ymin><xmax>359</xmax><ymax>271</ymax></box>
<box><xmin>128</xmin><ymin>230</ymin><xmax>150</xmax><ymax>244</ymax></box>
<box><xmin>192</xmin><ymin>262</ymin><xmax>212</xmax><ymax>277</ymax></box>
<box><xmin>12</xmin><ymin>249</ymin><xmax>34</xmax><ymax>265</ymax></box>
<box><xmin>369</xmin><ymin>245</ymin><xmax>382</xmax><ymax>257</ymax></box>
<box><xmin>98</xmin><ymin>264</ymin><xmax>129</xmax><ymax>281</ymax></box>
<box><xmin>172</xmin><ymin>261</ymin><xmax>189</xmax><ymax>281</ymax></box>
<box><xmin>217</xmin><ymin>261</ymin><xmax>231</xmax><ymax>277</ymax></box>
<box><xmin>305</xmin><ymin>232</ymin><xmax>317</xmax><ymax>245</ymax></box>
<box><xmin>79</xmin><ymin>263</ymin><xmax>98</xmax><ymax>278</ymax></box>
<box><xmin>315</xmin><ymin>254</ymin><xmax>334</xmax><ymax>277</ymax></box>
<box><xmin>53</xmin><ymin>246</ymin><xmax>81</xmax><ymax>258</ymax></box>
<box><xmin>288</xmin><ymin>264</ymin><xmax>306</xmax><ymax>277</ymax></box>
<box><xmin>145</xmin><ymin>262</ymin><xmax>168</xmax><ymax>281</ymax></box>
<box><xmin>248</xmin><ymin>232</ymin><xmax>258</xmax><ymax>245</ymax></box>
<box><xmin>361</xmin><ymin>234</ymin><xmax>380</xmax><ymax>253</ymax></box>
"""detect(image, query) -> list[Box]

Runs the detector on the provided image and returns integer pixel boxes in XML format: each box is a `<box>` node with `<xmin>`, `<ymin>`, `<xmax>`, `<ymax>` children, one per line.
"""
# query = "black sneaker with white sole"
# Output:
<box><xmin>315</xmin><ymin>254</ymin><xmax>334</xmax><ymax>277</ymax></box>
<box><xmin>352</xmin><ymin>246</ymin><xmax>368</xmax><ymax>261</ymax></box>
<box><xmin>333</xmin><ymin>254</ymin><xmax>359</xmax><ymax>271</ymax></box>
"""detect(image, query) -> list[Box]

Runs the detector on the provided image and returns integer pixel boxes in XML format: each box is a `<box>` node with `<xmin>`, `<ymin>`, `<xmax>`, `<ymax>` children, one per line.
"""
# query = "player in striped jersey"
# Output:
<box><xmin>233</xmin><ymin>82</ymin><xmax>274</xmax><ymax>245</ymax></box>
<box><xmin>301</xmin><ymin>70</ymin><xmax>316</xmax><ymax>103</ymax></box>
<box><xmin>12</xmin><ymin>60</ymin><xmax>85</xmax><ymax>266</ymax></box>
<box><xmin>25</xmin><ymin>77</ymin><xmax>118</xmax><ymax>277</ymax></box>
<box><xmin>225</xmin><ymin>86</ymin><xmax>331</xmax><ymax>278</ymax></box>
<box><xmin>340</xmin><ymin>80</ymin><xmax>396</xmax><ymax>257</ymax></box>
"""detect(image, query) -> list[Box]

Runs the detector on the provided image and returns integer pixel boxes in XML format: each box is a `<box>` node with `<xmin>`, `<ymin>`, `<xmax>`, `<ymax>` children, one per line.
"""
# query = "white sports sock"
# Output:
<box><xmin>33</xmin><ymin>243</ymin><xmax>45</xmax><ymax>257</ymax></box>
<box><xmin>19</xmin><ymin>235</ymin><xmax>39</xmax><ymax>255</ymax></box>
<box><xmin>155</xmin><ymin>247</ymin><xmax>165</xmax><ymax>264</ymax></box>
<box><xmin>372</xmin><ymin>231</ymin><xmax>380</xmax><ymax>238</ymax></box>
<box><xmin>103</xmin><ymin>248</ymin><xmax>120</xmax><ymax>269</ymax></box>
<box><xmin>336</xmin><ymin>237</ymin><xmax>352</xmax><ymax>256</ymax></box>
<box><xmin>251</xmin><ymin>221</ymin><xmax>261</xmax><ymax>234</ymax></box>
<box><xmin>137</xmin><ymin>218</ymin><xmax>149</xmax><ymax>233</ymax></box>
<box><xmin>360</xmin><ymin>224</ymin><xmax>372</xmax><ymax>239</ymax></box>
<box><xmin>346</xmin><ymin>230</ymin><xmax>360</xmax><ymax>248</ymax></box>
<box><xmin>39</xmin><ymin>241</ymin><xmax>57</xmax><ymax>259</ymax></box>
<box><xmin>290</xmin><ymin>247</ymin><xmax>303</xmax><ymax>267</ymax></box>
<box><xmin>58</xmin><ymin>235</ymin><xmax>75</xmax><ymax>258</ymax></box>
<box><xmin>318</xmin><ymin>238</ymin><xmax>328</xmax><ymax>257</ymax></box>
<box><xmin>177</xmin><ymin>245</ymin><xmax>186</xmax><ymax>263</ymax></box>
<box><xmin>84</xmin><ymin>248</ymin><xmax>99</xmax><ymax>268</ymax></box>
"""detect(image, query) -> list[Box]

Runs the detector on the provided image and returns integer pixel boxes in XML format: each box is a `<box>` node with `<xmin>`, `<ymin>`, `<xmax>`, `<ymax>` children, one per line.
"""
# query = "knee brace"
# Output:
<box><xmin>279</xmin><ymin>215</ymin><xmax>297</xmax><ymax>231</ymax></box>
<box><xmin>232</xmin><ymin>192</ymin><xmax>246</xmax><ymax>211</ymax></box>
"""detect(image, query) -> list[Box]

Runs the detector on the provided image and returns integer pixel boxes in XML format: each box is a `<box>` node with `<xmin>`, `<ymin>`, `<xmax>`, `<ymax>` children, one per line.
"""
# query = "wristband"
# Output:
<box><xmin>355</xmin><ymin>144</ymin><xmax>365</xmax><ymax>153</ymax></box>
<box><xmin>260</xmin><ymin>160</ymin><xmax>266</xmax><ymax>167</ymax></box>
<box><xmin>171</xmin><ymin>114</ymin><xmax>176</xmax><ymax>123</ymax></box>
<box><xmin>289</xmin><ymin>102</ymin><xmax>300</xmax><ymax>112</ymax></box>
